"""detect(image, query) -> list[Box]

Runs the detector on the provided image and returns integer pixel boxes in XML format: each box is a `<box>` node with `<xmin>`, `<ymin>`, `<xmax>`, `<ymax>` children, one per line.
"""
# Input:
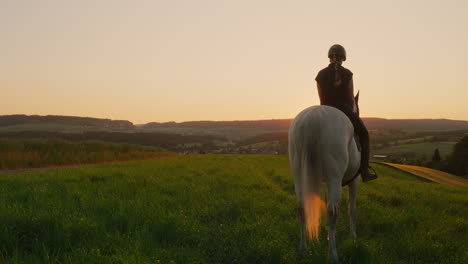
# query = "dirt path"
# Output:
<box><xmin>0</xmin><ymin>155</ymin><xmax>175</xmax><ymax>174</ymax></box>
<box><xmin>377</xmin><ymin>162</ymin><xmax>468</xmax><ymax>187</ymax></box>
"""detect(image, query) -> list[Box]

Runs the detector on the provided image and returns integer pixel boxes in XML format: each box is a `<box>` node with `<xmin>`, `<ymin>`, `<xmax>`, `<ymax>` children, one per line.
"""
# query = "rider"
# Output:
<box><xmin>315</xmin><ymin>44</ymin><xmax>377</xmax><ymax>182</ymax></box>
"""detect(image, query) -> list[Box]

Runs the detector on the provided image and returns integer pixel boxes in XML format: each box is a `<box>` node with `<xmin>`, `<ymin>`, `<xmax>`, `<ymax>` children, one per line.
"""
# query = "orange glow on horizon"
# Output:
<box><xmin>2</xmin><ymin>1</ymin><xmax>468</xmax><ymax>123</ymax></box>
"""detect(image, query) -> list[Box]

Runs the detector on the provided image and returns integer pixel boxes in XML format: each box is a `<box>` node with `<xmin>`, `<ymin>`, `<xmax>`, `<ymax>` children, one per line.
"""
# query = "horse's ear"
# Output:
<box><xmin>355</xmin><ymin>90</ymin><xmax>360</xmax><ymax>104</ymax></box>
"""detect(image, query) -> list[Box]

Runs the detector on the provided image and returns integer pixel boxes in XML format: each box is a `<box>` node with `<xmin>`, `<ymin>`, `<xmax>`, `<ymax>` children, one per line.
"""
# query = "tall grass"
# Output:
<box><xmin>0</xmin><ymin>138</ymin><xmax>174</xmax><ymax>170</ymax></box>
<box><xmin>0</xmin><ymin>155</ymin><xmax>466</xmax><ymax>263</ymax></box>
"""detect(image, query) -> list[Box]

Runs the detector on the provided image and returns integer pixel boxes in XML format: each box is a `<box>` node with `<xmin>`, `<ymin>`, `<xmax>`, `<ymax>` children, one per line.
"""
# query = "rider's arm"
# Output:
<box><xmin>316</xmin><ymin>82</ymin><xmax>324</xmax><ymax>104</ymax></box>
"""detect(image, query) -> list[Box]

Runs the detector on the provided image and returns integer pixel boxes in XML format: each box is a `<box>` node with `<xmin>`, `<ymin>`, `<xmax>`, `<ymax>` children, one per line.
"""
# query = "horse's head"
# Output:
<box><xmin>353</xmin><ymin>91</ymin><xmax>360</xmax><ymax>116</ymax></box>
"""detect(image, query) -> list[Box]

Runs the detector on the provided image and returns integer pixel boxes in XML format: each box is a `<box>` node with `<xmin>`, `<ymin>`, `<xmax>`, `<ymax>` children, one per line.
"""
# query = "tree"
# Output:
<box><xmin>432</xmin><ymin>148</ymin><xmax>441</xmax><ymax>163</ymax></box>
<box><xmin>447</xmin><ymin>135</ymin><xmax>468</xmax><ymax>178</ymax></box>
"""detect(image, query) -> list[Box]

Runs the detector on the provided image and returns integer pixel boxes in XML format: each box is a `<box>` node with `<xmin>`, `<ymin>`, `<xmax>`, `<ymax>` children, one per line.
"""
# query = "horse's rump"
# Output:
<box><xmin>289</xmin><ymin>105</ymin><xmax>360</xmax><ymax>238</ymax></box>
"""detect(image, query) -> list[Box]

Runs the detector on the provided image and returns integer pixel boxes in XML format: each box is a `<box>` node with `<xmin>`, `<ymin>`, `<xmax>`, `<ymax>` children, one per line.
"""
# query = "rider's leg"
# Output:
<box><xmin>353</xmin><ymin>117</ymin><xmax>377</xmax><ymax>181</ymax></box>
<box><xmin>340</xmin><ymin>107</ymin><xmax>377</xmax><ymax>182</ymax></box>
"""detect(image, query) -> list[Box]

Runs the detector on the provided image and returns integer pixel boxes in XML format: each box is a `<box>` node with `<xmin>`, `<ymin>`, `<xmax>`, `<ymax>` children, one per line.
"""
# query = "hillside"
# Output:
<box><xmin>2</xmin><ymin>114</ymin><xmax>467</xmax><ymax>155</ymax></box>
<box><xmin>0</xmin><ymin>131</ymin><xmax>222</xmax><ymax>152</ymax></box>
<box><xmin>372</xmin><ymin>141</ymin><xmax>457</xmax><ymax>158</ymax></box>
<box><xmin>143</xmin><ymin>119</ymin><xmax>293</xmax><ymax>130</ymax></box>
<box><xmin>3</xmin><ymin>114</ymin><xmax>468</xmax><ymax>134</ymax></box>
<box><xmin>0</xmin><ymin>155</ymin><xmax>466</xmax><ymax>263</ymax></box>
<box><xmin>364</xmin><ymin>118</ymin><xmax>468</xmax><ymax>132</ymax></box>
<box><xmin>143</xmin><ymin>118</ymin><xmax>468</xmax><ymax>132</ymax></box>
<box><xmin>0</xmin><ymin>115</ymin><xmax>135</xmax><ymax>132</ymax></box>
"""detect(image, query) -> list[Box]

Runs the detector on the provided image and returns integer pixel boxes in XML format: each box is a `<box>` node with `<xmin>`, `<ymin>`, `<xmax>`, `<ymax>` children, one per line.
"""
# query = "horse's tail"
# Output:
<box><xmin>300</xmin><ymin>143</ymin><xmax>325</xmax><ymax>240</ymax></box>
<box><xmin>290</xmin><ymin>118</ymin><xmax>326</xmax><ymax>240</ymax></box>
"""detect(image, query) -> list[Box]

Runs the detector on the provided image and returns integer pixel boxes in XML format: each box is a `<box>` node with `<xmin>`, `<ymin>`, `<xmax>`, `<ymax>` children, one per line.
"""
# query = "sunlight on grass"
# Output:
<box><xmin>0</xmin><ymin>155</ymin><xmax>466</xmax><ymax>263</ymax></box>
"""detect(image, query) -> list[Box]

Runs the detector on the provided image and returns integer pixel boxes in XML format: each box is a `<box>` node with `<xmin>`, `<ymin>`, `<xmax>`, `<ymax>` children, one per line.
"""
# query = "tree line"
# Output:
<box><xmin>429</xmin><ymin>134</ymin><xmax>468</xmax><ymax>178</ymax></box>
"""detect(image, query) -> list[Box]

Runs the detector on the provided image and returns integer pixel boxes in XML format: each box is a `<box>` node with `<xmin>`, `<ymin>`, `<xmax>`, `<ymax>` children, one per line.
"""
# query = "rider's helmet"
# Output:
<box><xmin>328</xmin><ymin>44</ymin><xmax>346</xmax><ymax>61</ymax></box>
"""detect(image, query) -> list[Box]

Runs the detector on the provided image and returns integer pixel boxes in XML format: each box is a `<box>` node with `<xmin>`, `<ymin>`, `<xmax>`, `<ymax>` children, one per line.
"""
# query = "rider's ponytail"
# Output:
<box><xmin>328</xmin><ymin>45</ymin><xmax>346</xmax><ymax>88</ymax></box>
<box><xmin>333</xmin><ymin>57</ymin><xmax>342</xmax><ymax>88</ymax></box>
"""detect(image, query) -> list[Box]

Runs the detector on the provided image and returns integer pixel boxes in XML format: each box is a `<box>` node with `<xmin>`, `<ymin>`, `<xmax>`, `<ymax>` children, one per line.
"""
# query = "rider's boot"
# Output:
<box><xmin>361</xmin><ymin>166</ymin><xmax>378</xmax><ymax>182</ymax></box>
<box><xmin>360</xmin><ymin>134</ymin><xmax>378</xmax><ymax>182</ymax></box>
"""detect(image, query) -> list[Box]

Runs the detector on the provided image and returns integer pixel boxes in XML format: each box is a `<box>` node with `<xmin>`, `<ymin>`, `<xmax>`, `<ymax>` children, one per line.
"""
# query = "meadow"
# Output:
<box><xmin>0</xmin><ymin>155</ymin><xmax>466</xmax><ymax>263</ymax></box>
<box><xmin>372</xmin><ymin>141</ymin><xmax>457</xmax><ymax>158</ymax></box>
<box><xmin>0</xmin><ymin>138</ymin><xmax>174</xmax><ymax>170</ymax></box>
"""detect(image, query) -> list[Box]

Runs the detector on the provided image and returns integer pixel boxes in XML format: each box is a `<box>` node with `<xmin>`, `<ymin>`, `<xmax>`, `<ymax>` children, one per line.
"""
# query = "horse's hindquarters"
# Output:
<box><xmin>289</xmin><ymin>105</ymin><xmax>361</xmax><ymax>259</ymax></box>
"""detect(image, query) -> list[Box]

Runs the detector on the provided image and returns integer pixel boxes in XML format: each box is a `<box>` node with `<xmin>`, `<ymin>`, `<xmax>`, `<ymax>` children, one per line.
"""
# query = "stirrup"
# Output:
<box><xmin>369</xmin><ymin>166</ymin><xmax>378</xmax><ymax>177</ymax></box>
<box><xmin>362</xmin><ymin>166</ymin><xmax>378</xmax><ymax>182</ymax></box>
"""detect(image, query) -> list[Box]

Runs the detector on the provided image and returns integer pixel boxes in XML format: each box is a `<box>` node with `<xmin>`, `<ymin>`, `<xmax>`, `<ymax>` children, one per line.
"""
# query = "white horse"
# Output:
<box><xmin>288</xmin><ymin>94</ymin><xmax>361</xmax><ymax>263</ymax></box>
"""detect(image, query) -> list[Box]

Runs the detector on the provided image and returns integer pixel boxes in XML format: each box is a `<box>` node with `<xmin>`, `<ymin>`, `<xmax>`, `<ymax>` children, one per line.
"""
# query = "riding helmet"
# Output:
<box><xmin>328</xmin><ymin>44</ymin><xmax>346</xmax><ymax>61</ymax></box>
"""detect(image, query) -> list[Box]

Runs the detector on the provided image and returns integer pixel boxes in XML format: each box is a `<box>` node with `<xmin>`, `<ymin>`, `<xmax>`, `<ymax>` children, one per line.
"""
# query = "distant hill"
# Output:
<box><xmin>143</xmin><ymin>118</ymin><xmax>468</xmax><ymax>132</ymax></box>
<box><xmin>2</xmin><ymin>114</ymin><xmax>468</xmax><ymax>156</ymax></box>
<box><xmin>143</xmin><ymin>119</ymin><xmax>293</xmax><ymax>130</ymax></box>
<box><xmin>0</xmin><ymin>115</ymin><xmax>135</xmax><ymax>131</ymax></box>
<box><xmin>2</xmin><ymin>114</ymin><xmax>468</xmax><ymax>134</ymax></box>
<box><xmin>363</xmin><ymin>118</ymin><xmax>468</xmax><ymax>132</ymax></box>
<box><xmin>237</xmin><ymin>132</ymin><xmax>288</xmax><ymax>146</ymax></box>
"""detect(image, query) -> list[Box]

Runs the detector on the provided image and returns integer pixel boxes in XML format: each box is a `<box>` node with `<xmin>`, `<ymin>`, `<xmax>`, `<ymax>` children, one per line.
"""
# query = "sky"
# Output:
<box><xmin>1</xmin><ymin>0</ymin><xmax>468</xmax><ymax>123</ymax></box>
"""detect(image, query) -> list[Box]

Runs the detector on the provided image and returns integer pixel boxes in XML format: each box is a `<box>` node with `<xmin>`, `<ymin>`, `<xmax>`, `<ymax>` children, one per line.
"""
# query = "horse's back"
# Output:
<box><xmin>289</xmin><ymin>105</ymin><xmax>354</xmax><ymax>149</ymax></box>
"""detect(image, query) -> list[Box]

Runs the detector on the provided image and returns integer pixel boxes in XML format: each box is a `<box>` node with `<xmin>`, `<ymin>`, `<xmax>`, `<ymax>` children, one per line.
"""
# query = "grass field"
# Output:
<box><xmin>378</xmin><ymin>162</ymin><xmax>468</xmax><ymax>187</ymax></box>
<box><xmin>0</xmin><ymin>138</ymin><xmax>174</xmax><ymax>170</ymax></box>
<box><xmin>0</xmin><ymin>155</ymin><xmax>466</xmax><ymax>263</ymax></box>
<box><xmin>372</xmin><ymin>141</ymin><xmax>457</xmax><ymax>158</ymax></box>
<box><xmin>138</xmin><ymin>126</ymin><xmax>278</xmax><ymax>141</ymax></box>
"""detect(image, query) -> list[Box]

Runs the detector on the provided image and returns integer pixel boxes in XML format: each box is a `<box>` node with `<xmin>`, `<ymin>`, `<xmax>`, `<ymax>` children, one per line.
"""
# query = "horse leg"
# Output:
<box><xmin>327</xmin><ymin>181</ymin><xmax>341</xmax><ymax>263</ymax></box>
<box><xmin>348</xmin><ymin>177</ymin><xmax>359</xmax><ymax>238</ymax></box>
<box><xmin>290</xmin><ymin>149</ymin><xmax>308</xmax><ymax>255</ymax></box>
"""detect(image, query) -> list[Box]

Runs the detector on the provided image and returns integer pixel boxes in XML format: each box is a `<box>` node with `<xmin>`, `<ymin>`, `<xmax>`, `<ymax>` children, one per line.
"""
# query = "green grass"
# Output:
<box><xmin>0</xmin><ymin>138</ymin><xmax>174</xmax><ymax>170</ymax></box>
<box><xmin>0</xmin><ymin>155</ymin><xmax>466</xmax><ymax>263</ymax></box>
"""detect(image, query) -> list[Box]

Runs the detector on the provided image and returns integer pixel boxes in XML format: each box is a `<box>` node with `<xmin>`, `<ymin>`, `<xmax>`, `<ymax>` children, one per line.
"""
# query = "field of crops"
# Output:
<box><xmin>373</xmin><ymin>141</ymin><xmax>456</xmax><ymax>158</ymax></box>
<box><xmin>0</xmin><ymin>155</ymin><xmax>466</xmax><ymax>263</ymax></box>
<box><xmin>379</xmin><ymin>162</ymin><xmax>468</xmax><ymax>187</ymax></box>
<box><xmin>0</xmin><ymin>138</ymin><xmax>175</xmax><ymax>170</ymax></box>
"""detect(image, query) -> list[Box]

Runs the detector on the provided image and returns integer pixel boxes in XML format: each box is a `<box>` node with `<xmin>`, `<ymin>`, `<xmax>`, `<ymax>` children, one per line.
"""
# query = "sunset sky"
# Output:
<box><xmin>2</xmin><ymin>0</ymin><xmax>468</xmax><ymax>123</ymax></box>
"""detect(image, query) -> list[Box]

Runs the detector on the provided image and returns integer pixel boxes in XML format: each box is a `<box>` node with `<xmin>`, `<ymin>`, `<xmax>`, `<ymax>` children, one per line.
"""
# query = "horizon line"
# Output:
<box><xmin>2</xmin><ymin>113</ymin><xmax>468</xmax><ymax>124</ymax></box>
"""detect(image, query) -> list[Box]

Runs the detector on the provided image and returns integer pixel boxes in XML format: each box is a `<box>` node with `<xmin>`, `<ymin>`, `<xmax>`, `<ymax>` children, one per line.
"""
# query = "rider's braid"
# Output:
<box><xmin>333</xmin><ymin>55</ymin><xmax>342</xmax><ymax>88</ymax></box>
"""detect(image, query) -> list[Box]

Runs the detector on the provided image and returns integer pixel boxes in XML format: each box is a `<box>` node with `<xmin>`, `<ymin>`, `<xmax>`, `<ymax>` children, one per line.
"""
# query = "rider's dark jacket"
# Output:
<box><xmin>315</xmin><ymin>62</ymin><xmax>375</xmax><ymax>180</ymax></box>
<box><xmin>315</xmin><ymin>63</ymin><xmax>354</xmax><ymax>111</ymax></box>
